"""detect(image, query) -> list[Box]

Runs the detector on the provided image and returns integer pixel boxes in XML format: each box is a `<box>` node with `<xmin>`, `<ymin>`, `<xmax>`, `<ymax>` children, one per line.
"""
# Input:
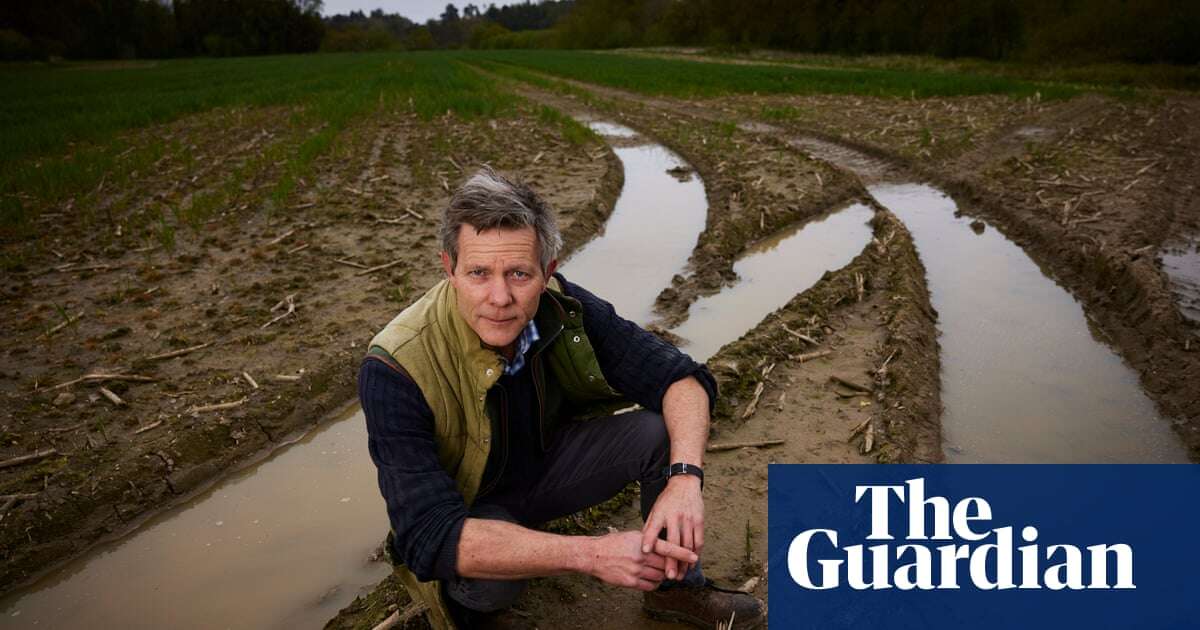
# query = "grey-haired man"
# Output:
<box><xmin>360</xmin><ymin>167</ymin><xmax>763</xmax><ymax>629</ymax></box>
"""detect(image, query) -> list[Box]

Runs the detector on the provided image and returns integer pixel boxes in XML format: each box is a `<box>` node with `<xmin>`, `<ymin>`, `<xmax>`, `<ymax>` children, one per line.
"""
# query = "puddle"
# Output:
<box><xmin>870</xmin><ymin>183</ymin><xmax>1189</xmax><ymax>463</ymax></box>
<box><xmin>0</xmin><ymin>406</ymin><xmax>390</xmax><ymax>629</ymax></box>
<box><xmin>1160</xmin><ymin>236</ymin><xmax>1200</xmax><ymax>327</ymax></box>
<box><xmin>669</xmin><ymin>204</ymin><xmax>875</xmax><ymax>362</ymax></box>
<box><xmin>0</xmin><ymin>122</ymin><xmax>709</xmax><ymax>629</ymax></box>
<box><xmin>559</xmin><ymin>143</ymin><xmax>707</xmax><ymax>324</ymax></box>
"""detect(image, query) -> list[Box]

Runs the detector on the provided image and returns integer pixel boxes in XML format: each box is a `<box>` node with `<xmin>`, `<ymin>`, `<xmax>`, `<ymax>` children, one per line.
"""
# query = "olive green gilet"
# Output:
<box><xmin>365</xmin><ymin>277</ymin><xmax>623</xmax><ymax>629</ymax></box>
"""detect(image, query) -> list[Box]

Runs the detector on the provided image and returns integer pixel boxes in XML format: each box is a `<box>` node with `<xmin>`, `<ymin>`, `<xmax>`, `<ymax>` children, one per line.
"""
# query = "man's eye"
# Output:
<box><xmin>511</xmin><ymin>270</ymin><xmax>531</xmax><ymax>280</ymax></box>
<box><xmin>468</xmin><ymin>269</ymin><xmax>487</xmax><ymax>277</ymax></box>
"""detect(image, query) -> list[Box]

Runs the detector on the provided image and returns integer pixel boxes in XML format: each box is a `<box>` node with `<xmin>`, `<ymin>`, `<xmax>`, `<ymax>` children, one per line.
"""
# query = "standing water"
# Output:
<box><xmin>0</xmin><ymin>405</ymin><xmax>389</xmax><ymax>630</ymax></box>
<box><xmin>559</xmin><ymin>121</ymin><xmax>707</xmax><ymax>324</ymax></box>
<box><xmin>0</xmin><ymin>122</ymin><xmax>709</xmax><ymax>628</ymax></box>
<box><xmin>1160</xmin><ymin>236</ymin><xmax>1200</xmax><ymax>327</ymax></box>
<box><xmin>670</xmin><ymin>204</ymin><xmax>875</xmax><ymax>362</ymax></box>
<box><xmin>871</xmin><ymin>183</ymin><xmax>1187</xmax><ymax>463</ymax></box>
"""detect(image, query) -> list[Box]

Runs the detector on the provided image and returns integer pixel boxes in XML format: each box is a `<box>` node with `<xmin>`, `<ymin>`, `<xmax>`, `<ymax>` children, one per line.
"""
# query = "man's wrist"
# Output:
<box><xmin>667</xmin><ymin>474</ymin><xmax>702</xmax><ymax>490</ymax></box>
<box><xmin>575</xmin><ymin>535</ymin><xmax>599</xmax><ymax>576</ymax></box>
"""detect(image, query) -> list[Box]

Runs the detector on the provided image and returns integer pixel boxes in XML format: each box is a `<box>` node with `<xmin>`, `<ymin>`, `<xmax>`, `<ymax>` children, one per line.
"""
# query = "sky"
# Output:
<box><xmin>321</xmin><ymin>0</ymin><xmax>528</xmax><ymax>23</ymax></box>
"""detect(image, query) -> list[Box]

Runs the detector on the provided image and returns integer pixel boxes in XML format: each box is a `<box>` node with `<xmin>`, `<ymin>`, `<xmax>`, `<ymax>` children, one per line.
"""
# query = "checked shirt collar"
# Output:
<box><xmin>501</xmin><ymin>319</ymin><xmax>540</xmax><ymax>376</ymax></box>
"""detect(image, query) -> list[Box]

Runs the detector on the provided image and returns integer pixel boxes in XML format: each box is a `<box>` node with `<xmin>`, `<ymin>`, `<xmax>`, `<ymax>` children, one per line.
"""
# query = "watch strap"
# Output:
<box><xmin>664</xmin><ymin>462</ymin><xmax>704</xmax><ymax>490</ymax></box>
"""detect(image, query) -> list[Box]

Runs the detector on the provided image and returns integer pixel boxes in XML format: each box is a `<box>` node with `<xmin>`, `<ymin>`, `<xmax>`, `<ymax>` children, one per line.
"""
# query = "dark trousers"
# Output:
<box><xmin>445</xmin><ymin>409</ymin><xmax>705</xmax><ymax>613</ymax></box>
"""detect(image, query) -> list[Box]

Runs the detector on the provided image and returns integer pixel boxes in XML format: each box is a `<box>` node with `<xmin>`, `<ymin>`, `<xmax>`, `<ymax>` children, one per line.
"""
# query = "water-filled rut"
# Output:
<box><xmin>775</xmin><ymin>129</ymin><xmax>1188</xmax><ymax>463</ymax></box>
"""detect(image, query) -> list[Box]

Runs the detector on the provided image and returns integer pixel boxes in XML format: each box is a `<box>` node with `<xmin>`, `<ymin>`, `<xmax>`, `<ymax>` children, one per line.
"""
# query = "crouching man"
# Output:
<box><xmin>359</xmin><ymin>167</ymin><xmax>763</xmax><ymax>629</ymax></box>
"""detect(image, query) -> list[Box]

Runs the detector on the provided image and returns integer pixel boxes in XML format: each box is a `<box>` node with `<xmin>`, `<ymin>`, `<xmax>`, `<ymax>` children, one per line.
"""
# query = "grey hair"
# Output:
<box><xmin>440</xmin><ymin>166</ymin><xmax>563</xmax><ymax>272</ymax></box>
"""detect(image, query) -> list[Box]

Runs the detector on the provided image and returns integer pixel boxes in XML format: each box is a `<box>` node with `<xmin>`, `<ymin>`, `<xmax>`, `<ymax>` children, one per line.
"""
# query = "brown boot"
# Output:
<box><xmin>642</xmin><ymin>579</ymin><xmax>764</xmax><ymax>629</ymax></box>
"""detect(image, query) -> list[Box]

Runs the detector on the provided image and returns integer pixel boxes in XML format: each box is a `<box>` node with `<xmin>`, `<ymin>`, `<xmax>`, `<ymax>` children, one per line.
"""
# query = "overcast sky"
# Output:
<box><xmin>321</xmin><ymin>0</ymin><xmax>528</xmax><ymax>23</ymax></box>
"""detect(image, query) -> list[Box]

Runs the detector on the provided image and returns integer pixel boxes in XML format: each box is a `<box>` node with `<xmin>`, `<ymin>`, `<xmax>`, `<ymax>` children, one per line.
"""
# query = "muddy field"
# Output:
<box><xmin>2</xmin><ymin>53</ymin><xmax>1198</xmax><ymax>630</ymax></box>
<box><xmin>0</xmin><ymin>99</ymin><xmax>622</xmax><ymax>592</ymax></box>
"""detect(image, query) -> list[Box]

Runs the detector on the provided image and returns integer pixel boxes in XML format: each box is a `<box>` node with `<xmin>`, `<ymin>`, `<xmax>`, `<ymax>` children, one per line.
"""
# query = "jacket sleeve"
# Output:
<box><xmin>358</xmin><ymin>357</ymin><xmax>467</xmax><ymax>582</ymax></box>
<box><xmin>556</xmin><ymin>274</ymin><xmax>718</xmax><ymax>413</ymax></box>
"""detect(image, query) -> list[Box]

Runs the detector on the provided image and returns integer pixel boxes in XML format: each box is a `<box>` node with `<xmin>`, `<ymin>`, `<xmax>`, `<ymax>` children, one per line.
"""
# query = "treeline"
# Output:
<box><xmin>4</xmin><ymin>0</ymin><xmax>1195</xmax><ymax>65</ymax></box>
<box><xmin>327</xmin><ymin>0</ymin><xmax>1199</xmax><ymax>65</ymax></box>
<box><xmin>0</xmin><ymin>0</ymin><xmax>323</xmax><ymax>61</ymax></box>
<box><xmin>321</xmin><ymin>2</ymin><xmax>573</xmax><ymax>52</ymax></box>
<box><xmin>553</xmin><ymin>0</ymin><xmax>1200</xmax><ymax>64</ymax></box>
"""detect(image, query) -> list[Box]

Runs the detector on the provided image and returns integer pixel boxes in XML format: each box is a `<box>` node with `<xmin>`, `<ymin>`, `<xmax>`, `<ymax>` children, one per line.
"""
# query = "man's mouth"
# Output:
<box><xmin>482</xmin><ymin>315</ymin><xmax>516</xmax><ymax>325</ymax></box>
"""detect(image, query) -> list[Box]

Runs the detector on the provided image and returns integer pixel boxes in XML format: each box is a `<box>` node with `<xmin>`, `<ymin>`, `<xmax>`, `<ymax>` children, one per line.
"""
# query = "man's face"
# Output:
<box><xmin>441</xmin><ymin>225</ymin><xmax>556</xmax><ymax>356</ymax></box>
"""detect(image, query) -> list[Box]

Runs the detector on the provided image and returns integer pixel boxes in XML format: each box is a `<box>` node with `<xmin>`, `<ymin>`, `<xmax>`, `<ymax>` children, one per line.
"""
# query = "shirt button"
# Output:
<box><xmin>569</xmin><ymin>310</ymin><xmax>576</xmax><ymax>318</ymax></box>
<box><xmin>588</xmin><ymin>374</ymin><xmax>596</xmax><ymax>381</ymax></box>
<box><xmin>483</xmin><ymin>437</ymin><xmax>490</xmax><ymax>444</ymax></box>
<box><xmin>486</xmin><ymin>368</ymin><xmax>494</xmax><ymax>376</ymax></box>
<box><xmin>573</xmin><ymin>335</ymin><xmax>581</xmax><ymax>343</ymax></box>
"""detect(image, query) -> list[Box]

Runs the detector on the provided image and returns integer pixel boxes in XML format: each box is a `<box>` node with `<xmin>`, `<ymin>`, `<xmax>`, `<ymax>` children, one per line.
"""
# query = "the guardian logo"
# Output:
<box><xmin>788</xmin><ymin>478</ymin><xmax>1135</xmax><ymax>591</ymax></box>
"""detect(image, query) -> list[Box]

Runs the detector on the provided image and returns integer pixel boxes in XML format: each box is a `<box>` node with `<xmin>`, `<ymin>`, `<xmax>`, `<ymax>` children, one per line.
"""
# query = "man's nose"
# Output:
<box><xmin>487</xmin><ymin>276</ymin><xmax>514</xmax><ymax>307</ymax></box>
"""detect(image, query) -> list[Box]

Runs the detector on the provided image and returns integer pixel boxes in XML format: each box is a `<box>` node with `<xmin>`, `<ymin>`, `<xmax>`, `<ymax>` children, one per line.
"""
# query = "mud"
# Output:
<box><xmin>0</xmin><ymin>101</ymin><xmax>623</xmax><ymax>597</ymax></box>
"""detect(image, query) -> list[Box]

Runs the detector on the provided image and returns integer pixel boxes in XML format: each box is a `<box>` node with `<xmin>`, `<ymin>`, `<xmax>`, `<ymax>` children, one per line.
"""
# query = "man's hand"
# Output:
<box><xmin>641</xmin><ymin>474</ymin><xmax>705</xmax><ymax>580</ymax></box>
<box><xmin>585</xmin><ymin>530</ymin><xmax>697</xmax><ymax>591</ymax></box>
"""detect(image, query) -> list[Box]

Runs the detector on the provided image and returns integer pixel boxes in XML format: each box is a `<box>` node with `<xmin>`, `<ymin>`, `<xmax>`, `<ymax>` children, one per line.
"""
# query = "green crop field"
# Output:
<box><xmin>464</xmin><ymin>50</ymin><xmax>1082</xmax><ymax>101</ymax></box>
<box><xmin>0</xmin><ymin>52</ymin><xmax>514</xmax><ymax>232</ymax></box>
<box><xmin>1</xmin><ymin>47</ymin><xmax>1121</xmax><ymax>235</ymax></box>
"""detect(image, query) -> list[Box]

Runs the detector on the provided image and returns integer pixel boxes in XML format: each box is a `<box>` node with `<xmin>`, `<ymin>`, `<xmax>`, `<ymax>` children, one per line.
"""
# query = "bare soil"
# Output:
<box><xmin>0</xmin><ymin>102</ymin><xmax>623</xmax><ymax>593</ymax></box>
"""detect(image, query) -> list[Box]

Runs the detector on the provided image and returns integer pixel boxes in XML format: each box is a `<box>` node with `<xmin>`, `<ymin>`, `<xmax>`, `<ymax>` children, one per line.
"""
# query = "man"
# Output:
<box><xmin>359</xmin><ymin>167</ymin><xmax>763</xmax><ymax>629</ymax></box>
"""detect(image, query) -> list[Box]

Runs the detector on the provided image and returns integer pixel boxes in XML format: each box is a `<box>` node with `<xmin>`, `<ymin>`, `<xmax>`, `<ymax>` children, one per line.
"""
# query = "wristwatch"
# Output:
<box><xmin>664</xmin><ymin>462</ymin><xmax>704</xmax><ymax>490</ymax></box>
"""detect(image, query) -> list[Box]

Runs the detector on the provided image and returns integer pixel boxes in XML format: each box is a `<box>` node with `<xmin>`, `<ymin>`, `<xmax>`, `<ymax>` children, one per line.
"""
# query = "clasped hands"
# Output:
<box><xmin>585</xmin><ymin>475</ymin><xmax>704</xmax><ymax>591</ymax></box>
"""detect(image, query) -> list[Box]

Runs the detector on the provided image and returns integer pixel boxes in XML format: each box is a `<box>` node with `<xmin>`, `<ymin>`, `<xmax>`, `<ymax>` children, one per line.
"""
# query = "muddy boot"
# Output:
<box><xmin>642</xmin><ymin>579</ymin><xmax>764</xmax><ymax>629</ymax></box>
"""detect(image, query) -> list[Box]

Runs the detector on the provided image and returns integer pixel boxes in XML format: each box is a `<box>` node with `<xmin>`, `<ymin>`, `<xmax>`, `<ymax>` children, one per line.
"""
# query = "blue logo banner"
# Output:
<box><xmin>768</xmin><ymin>465</ymin><xmax>1200</xmax><ymax>629</ymax></box>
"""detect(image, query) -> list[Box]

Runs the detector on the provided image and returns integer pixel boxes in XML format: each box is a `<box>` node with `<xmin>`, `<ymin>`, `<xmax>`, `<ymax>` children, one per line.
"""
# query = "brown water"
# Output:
<box><xmin>871</xmin><ymin>183</ymin><xmax>1187</xmax><ymax>462</ymax></box>
<box><xmin>562</xmin><ymin>121</ymin><xmax>708</xmax><ymax>324</ymax></box>
<box><xmin>669</xmin><ymin>203</ymin><xmax>875</xmax><ymax>362</ymax></box>
<box><xmin>1160</xmin><ymin>236</ymin><xmax>1200</xmax><ymax>327</ymax></box>
<box><xmin>0</xmin><ymin>405</ymin><xmax>390</xmax><ymax>629</ymax></box>
<box><xmin>0</xmin><ymin>121</ymin><xmax>713</xmax><ymax>630</ymax></box>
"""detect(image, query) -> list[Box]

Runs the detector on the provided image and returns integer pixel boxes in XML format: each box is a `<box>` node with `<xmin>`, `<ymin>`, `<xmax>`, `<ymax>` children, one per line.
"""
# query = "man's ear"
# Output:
<box><xmin>440</xmin><ymin>251</ymin><xmax>454</xmax><ymax>278</ymax></box>
<box><xmin>543</xmin><ymin>259</ymin><xmax>558</xmax><ymax>285</ymax></box>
